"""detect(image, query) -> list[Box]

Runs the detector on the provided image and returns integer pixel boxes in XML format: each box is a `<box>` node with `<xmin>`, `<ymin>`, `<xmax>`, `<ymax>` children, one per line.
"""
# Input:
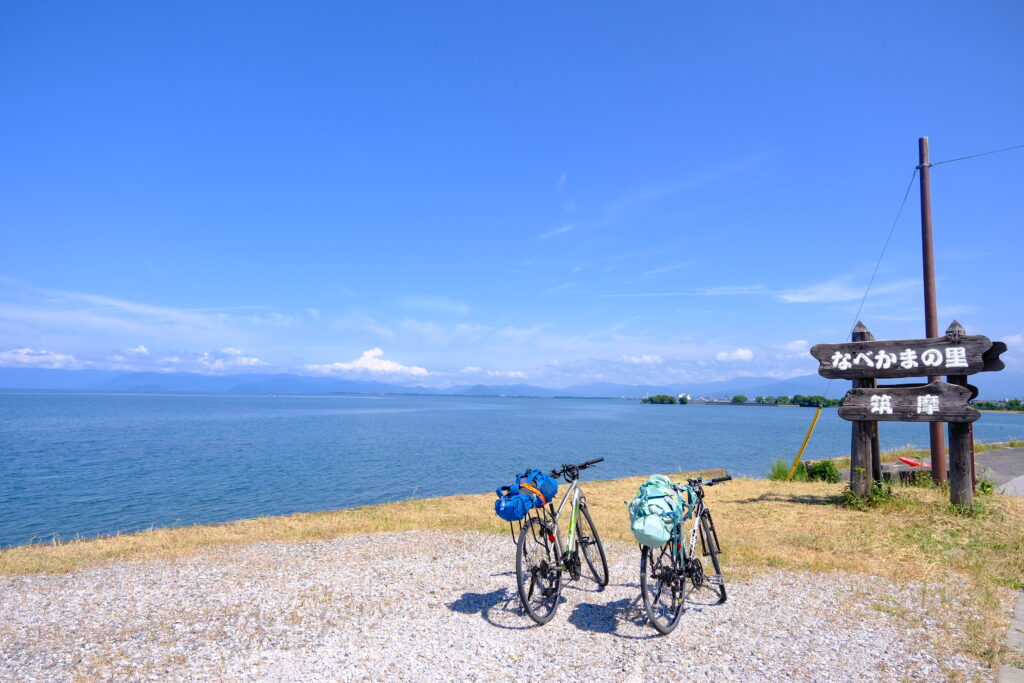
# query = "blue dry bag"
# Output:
<box><xmin>494</xmin><ymin>484</ymin><xmax>537</xmax><ymax>522</ymax></box>
<box><xmin>515</xmin><ymin>468</ymin><xmax>558</xmax><ymax>505</ymax></box>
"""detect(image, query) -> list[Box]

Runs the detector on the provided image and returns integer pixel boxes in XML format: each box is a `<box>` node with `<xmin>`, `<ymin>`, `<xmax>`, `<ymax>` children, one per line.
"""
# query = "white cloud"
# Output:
<box><xmin>715</xmin><ymin>348</ymin><xmax>754</xmax><ymax>362</ymax></box>
<box><xmin>196</xmin><ymin>349</ymin><xmax>267</xmax><ymax>372</ymax></box>
<box><xmin>557</xmin><ymin>172</ymin><xmax>567</xmax><ymax>192</ymax></box>
<box><xmin>306</xmin><ymin>348</ymin><xmax>429</xmax><ymax>376</ymax></box>
<box><xmin>621</xmin><ymin>354</ymin><xmax>663</xmax><ymax>365</ymax></box>
<box><xmin>0</xmin><ymin>347</ymin><xmax>86</xmax><ymax>369</ymax></box>
<box><xmin>306</xmin><ymin>308</ymin><xmax>321</xmax><ymax>319</ymax></box>
<box><xmin>127</xmin><ymin>345</ymin><xmax>150</xmax><ymax>356</ymax></box>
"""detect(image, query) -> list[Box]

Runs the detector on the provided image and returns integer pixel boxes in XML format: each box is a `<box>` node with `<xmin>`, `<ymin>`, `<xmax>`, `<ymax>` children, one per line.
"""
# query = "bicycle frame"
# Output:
<box><xmin>665</xmin><ymin>491</ymin><xmax>713</xmax><ymax>571</ymax></box>
<box><xmin>517</xmin><ymin>475</ymin><xmax>584</xmax><ymax>572</ymax></box>
<box><xmin>547</xmin><ymin>476</ymin><xmax>583</xmax><ymax>562</ymax></box>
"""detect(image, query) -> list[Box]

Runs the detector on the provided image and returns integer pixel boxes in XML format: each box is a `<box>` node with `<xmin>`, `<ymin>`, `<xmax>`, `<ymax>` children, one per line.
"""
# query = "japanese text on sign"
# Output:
<box><xmin>831</xmin><ymin>347</ymin><xmax>968</xmax><ymax>372</ymax></box>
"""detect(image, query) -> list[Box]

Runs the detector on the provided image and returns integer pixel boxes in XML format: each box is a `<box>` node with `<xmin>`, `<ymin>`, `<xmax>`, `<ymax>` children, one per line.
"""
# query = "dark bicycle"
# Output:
<box><xmin>640</xmin><ymin>474</ymin><xmax>730</xmax><ymax>635</ymax></box>
<box><xmin>513</xmin><ymin>458</ymin><xmax>609</xmax><ymax>625</ymax></box>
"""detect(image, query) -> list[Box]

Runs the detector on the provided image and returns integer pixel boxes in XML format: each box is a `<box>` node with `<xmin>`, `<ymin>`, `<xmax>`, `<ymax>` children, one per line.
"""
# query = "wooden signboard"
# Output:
<box><xmin>810</xmin><ymin>334</ymin><xmax>1002</xmax><ymax>380</ymax></box>
<box><xmin>838</xmin><ymin>380</ymin><xmax>979</xmax><ymax>423</ymax></box>
<box><xmin>811</xmin><ymin>321</ymin><xmax>1007</xmax><ymax>508</ymax></box>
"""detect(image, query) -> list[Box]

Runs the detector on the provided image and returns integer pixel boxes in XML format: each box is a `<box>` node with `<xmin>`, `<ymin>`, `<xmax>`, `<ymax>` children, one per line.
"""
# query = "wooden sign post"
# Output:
<box><xmin>810</xmin><ymin>321</ymin><xmax>1006</xmax><ymax>505</ymax></box>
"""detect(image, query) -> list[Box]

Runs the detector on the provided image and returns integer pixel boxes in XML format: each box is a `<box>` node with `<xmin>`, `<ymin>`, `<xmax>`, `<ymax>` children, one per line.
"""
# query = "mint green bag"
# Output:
<box><xmin>626</xmin><ymin>475</ymin><xmax>692</xmax><ymax>548</ymax></box>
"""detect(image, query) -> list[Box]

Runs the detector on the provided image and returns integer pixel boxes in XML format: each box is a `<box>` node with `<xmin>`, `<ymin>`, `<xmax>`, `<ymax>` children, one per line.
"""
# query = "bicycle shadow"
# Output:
<box><xmin>566</xmin><ymin>588</ymin><xmax>660</xmax><ymax>640</ymax></box>
<box><xmin>446</xmin><ymin>587</ymin><xmax>544</xmax><ymax>630</ymax></box>
<box><xmin>448</xmin><ymin>571</ymin><xmax>609</xmax><ymax>630</ymax></box>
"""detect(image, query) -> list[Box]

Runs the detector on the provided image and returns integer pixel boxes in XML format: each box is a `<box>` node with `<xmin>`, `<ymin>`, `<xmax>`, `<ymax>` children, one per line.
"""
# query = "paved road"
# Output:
<box><xmin>977</xmin><ymin>448</ymin><xmax>1024</xmax><ymax>485</ymax></box>
<box><xmin>825</xmin><ymin>447</ymin><xmax>1024</xmax><ymax>496</ymax></box>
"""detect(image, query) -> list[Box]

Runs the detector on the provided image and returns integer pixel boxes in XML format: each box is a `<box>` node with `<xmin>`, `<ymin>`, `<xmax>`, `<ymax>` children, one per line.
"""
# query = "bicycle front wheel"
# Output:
<box><xmin>515</xmin><ymin>515</ymin><xmax>563</xmax><ymax>624</ymax></box>
<box><xmin>640</xmin><ymin>539</ymin><xmax>685</xmax><ymax>635</ymax></box>
<box><xmin>698</xmin><ymin>511</ymin><xmax>726</xmax><ymax>604</ymax></box>
<box><xmin>577</xmin><ymin>503</ymin><xmax>609</xmax><ymax>587</ymax></box>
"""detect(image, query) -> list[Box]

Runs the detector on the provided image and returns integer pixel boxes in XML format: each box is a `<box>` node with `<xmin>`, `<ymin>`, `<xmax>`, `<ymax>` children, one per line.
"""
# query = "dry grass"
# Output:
<box><xmin>2</xmin><ymin>467</ymin><xmax>1022</xmax><ymax>666</ymax></box>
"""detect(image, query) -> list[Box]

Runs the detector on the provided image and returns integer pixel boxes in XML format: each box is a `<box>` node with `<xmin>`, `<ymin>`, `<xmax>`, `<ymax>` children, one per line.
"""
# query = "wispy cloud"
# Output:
<box><xmin>640</xmin><ymin>261</ymin><xmax>696</xmax><ymax>278</ymax></box>
<box><xmin>600</xmin><ymin>155</ymin><xmax>773</xmax><ymax>222</ymax></box>
<box><xmin>598</xmin><ymin>285</ymin><xmax>769</xmax><ymax>298</ymax></box>
<box><xmin>778</xmin><ymin>277</ymin><xmax>918</xmax><ymax>304</ymax></box>
<box><xmin>777</xmin><ymin>339</ymin><xmax>809</xmax><ymax>353</ymax></box>
<box><xmin>400</xmin><ymin>295</ymin><xmax>471</xmax><ymax>316</ymax></box>
<box><xmin>539</xmin><ymin>224</ymin><xmax>576</xmax><ymax>240</ymax></box>
<box><xmin>331</xmin><ymin>315</ymin><xmax>397</xmax><ymax>340</ymax></box>
<box><xmin>541</xmin><ymin>282</ymin><xmax>573</xmax><ymax>297</ymax></box>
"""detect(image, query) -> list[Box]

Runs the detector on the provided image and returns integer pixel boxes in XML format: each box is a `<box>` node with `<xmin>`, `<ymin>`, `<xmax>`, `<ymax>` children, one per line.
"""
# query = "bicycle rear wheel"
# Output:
<box><xmin>577</xmin><ymin>503</ymin><xmax>609</xmax><ymax>587</ymax></box>
<box><xmin>515</xmin><ymin>515</ymin><xmax>563</xmax><ymax>624</ymax></box>
<box><xmin>697</xmin><ymin>510</ymin><xmax>726</xmax><ymax>604</ymax></box>
<box><xmin>639</xmin><ymin>538</ymin><xmax>685</xmax><ymax>635</ymax></box>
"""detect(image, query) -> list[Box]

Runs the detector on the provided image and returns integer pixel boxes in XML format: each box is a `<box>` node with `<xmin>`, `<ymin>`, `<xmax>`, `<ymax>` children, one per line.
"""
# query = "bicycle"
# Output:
<box><xmin>639</xmin><ymin>474</ymin><xmax>730</xmax><ymax>635</ymax></box>
<box><xmin>513</xmin><ymin>457</ymin><xmax>609</xmax><ymax>625</ymax></box>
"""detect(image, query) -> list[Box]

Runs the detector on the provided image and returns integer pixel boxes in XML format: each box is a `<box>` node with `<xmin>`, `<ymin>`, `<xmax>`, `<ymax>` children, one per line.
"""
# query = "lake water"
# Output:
<box><xmin>1</xmin><ymin>391</ymin><xmax>1021</xmax><ymax>548</ymax></box>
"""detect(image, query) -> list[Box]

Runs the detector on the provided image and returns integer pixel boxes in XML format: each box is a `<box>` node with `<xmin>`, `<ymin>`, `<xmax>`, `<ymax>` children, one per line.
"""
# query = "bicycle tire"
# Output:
<box><xmin>577</xmin><ymin>503</ymin><xmax>609</xmax><ymax>587</ymax></box>
<box><xmin>639</xmin><ymin>538</ymin><xmax>685</xmax><ymax>635</ymax></box>
<box><xmin>698</xmin><ymin>511</ymin><xmax>726</xmax><ymax>604</ymax></box>
<box><xmin>515</xmin><ymin>515</ymin><xmax>563</xmax><ymax>624</ymax></box>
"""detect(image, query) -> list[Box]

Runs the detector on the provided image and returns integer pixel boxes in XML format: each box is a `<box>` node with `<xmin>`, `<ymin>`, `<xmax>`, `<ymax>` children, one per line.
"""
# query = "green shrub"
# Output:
<box><xmin>806</xmin><ymin>460</ymin><xmax>841</xmax><ymax>483</ymax></box>
<box><xmin>769</xmin><ymin>458</ymin><xmax>807</xmax><ymax>482</ymax></box>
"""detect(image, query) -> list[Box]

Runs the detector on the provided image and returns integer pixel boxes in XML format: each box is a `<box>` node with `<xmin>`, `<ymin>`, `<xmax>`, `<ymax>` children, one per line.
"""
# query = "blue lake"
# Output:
<box><xmin>1</xmin><ymin>391</ymin><xmax>1021</xmax><ymax>548</ymax></box>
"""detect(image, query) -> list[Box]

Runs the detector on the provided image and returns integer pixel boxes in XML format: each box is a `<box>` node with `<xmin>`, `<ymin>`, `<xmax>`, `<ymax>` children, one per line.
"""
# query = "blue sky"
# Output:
<box><xmin>1</xmin><ymin>2</ymin><xmax>1021</xmax><ymax>387</ymax></box>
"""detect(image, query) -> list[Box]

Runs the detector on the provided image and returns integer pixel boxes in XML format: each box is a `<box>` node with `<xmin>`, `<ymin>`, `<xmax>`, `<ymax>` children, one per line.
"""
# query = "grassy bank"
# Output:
<box><xmin>2</xmin><ymin>468</ymin><xmax>1022</xmax><ymax>668</ymax></box>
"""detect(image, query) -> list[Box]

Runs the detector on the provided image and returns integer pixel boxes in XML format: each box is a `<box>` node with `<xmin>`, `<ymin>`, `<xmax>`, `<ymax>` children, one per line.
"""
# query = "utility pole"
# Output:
<box><xmin>918</xmin><ymin>137</ymin><xmax>947</xmax><ymax>484</ymax></box>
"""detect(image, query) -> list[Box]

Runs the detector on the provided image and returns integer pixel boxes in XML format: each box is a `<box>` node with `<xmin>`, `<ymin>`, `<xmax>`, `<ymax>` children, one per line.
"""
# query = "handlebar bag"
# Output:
<box><xmin>515</xmin><ymin>468</ymin><xmax>558</xmax><ymax>505</ymax></box>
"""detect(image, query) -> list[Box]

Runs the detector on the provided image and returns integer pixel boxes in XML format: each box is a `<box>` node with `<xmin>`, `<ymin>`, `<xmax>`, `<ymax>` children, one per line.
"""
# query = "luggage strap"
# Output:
<box><xmin>520</xmin><ymin>482</ymin><xmax>547</xmax><ymax>505</ymax></box>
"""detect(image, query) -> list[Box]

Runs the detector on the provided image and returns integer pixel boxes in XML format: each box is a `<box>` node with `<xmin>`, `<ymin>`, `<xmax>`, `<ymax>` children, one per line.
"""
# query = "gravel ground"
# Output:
<box><xmin>0</xmin><ymin>531</ymin><xmax>996</xmax><ymax>681</ymax></box>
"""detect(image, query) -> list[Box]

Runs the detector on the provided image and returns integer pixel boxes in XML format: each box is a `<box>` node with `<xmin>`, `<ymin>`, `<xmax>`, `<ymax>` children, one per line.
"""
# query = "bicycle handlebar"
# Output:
<box><xmin>550</xmin><ymin>457</ymin><xmax>604</xmax><ymax>480</ymax></box>
<box><xmin>685</xmin><ymin>473</ymin><xmax>732</xmax><ymax>487</ymax></box>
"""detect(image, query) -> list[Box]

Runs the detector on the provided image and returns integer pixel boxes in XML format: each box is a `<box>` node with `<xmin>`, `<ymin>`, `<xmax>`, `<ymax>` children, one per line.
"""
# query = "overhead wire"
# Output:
<box><xmin>820</xmin><ymin>167</ymin><xmax>919</xmax><ymax>400</ymax></box>
<box><xmin>927</xmin><ymin>143</ymin><xmax>1024</xmax><ymax>167</ymax></box>
<box><xmin>819</xmin><ymin>140</ymin><xmax>1024</xmax><ymax>399</ymax></box>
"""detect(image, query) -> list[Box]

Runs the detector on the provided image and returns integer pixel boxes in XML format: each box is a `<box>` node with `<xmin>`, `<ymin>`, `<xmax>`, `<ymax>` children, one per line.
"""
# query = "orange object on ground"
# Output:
<box><xmin>899</xmin><ymin>457</ymin><xmax>925</xmax><ymax>467</ymax></box>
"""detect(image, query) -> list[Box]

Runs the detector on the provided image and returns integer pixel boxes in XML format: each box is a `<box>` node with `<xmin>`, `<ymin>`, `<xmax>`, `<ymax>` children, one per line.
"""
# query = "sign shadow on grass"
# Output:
<box><xmin>731</xmin><ymin>492</ymin><xmax>845</xmax><ymax>506</ymax></box>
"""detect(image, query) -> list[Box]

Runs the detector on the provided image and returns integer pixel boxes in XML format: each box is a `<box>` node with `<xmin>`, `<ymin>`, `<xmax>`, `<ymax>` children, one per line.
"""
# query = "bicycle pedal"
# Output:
<box><xmin>706</xmin><ymin>574</ymin><xmax>724</xmax><ymax>585</ymax></box>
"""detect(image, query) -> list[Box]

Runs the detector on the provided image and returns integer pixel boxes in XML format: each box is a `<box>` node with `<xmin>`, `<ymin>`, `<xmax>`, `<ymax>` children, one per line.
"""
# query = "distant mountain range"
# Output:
<box><xmin>1</xmin><ymin>367</ymin><xmax>1021</xmax><ymax>400</ymax></box>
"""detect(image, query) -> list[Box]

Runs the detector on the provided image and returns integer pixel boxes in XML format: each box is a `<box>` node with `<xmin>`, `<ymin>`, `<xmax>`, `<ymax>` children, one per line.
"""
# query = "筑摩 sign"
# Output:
<box><xmin>837</xmin><ymin>380</ymin><xmax>979</xmax><ymax>423</ymax></box>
